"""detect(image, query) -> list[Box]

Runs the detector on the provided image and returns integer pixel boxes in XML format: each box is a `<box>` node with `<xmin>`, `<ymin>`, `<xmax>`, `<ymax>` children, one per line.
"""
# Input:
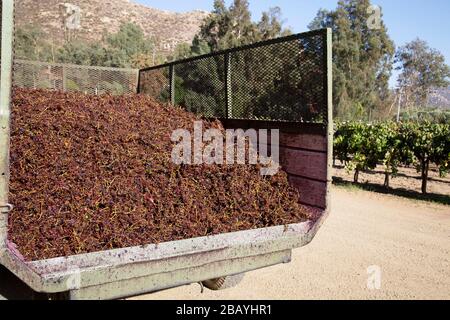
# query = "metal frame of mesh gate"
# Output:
<box><xmin>0</xmin><ymin>0</ymin><xmax>15</xmax><ymax>253</ymax></box>
<box><xmin>138</xmin><ymin>29</ymin><xmax>331</xmax><ymax>125</ymax></box>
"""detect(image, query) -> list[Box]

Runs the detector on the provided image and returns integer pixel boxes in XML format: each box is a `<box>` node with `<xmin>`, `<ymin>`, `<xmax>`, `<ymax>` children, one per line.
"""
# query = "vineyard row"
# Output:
<box><xmin>334</xmin><ymin>122</ymin><xmax>450</xmax><ymax>194</ymax></box>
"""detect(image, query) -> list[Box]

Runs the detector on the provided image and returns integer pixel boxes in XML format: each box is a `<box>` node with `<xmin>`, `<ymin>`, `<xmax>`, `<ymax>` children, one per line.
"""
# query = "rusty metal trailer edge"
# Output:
<box><xmin>0</xmin><ymin>214</ymin><xmax>328</xmax><ymax>299</ymax></box>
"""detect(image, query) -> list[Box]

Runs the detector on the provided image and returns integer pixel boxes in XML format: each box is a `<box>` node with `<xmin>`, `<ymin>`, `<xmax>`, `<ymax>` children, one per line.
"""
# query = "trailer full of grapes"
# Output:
<box><xmin>0</xmin><ymin>0</ymin><xmax>332</xmax><ymax>300</ymax></box>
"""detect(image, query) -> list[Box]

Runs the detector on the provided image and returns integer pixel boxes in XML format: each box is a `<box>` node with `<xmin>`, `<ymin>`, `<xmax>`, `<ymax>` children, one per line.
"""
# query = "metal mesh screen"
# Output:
<box><xmin>175</xmin><ymin>55</ymin><xmax>226</xmax><ymax>118</ymax></box>
<box><xmin>138</xmin><ymin>66</ymin><xmax>170</xmax><ymax>102</ymax></box>
<box><xmin>139</xmin><ymin>30</ymin><xmax>329</xmax><ymax>123</ymax></box>
<box><xmin>230</xmin><ymin>33</ymin><xmax>325</xmax><ymax>122</ymax></box>
<box><xmin>13</xmin><ymin>61</ymin><xmax>63</xmax><ymax>91</ymax></box>
<box><xmin>13</xmin><ymin>60</ymin><xmax>139</xmax><ymax>95</ymax></box>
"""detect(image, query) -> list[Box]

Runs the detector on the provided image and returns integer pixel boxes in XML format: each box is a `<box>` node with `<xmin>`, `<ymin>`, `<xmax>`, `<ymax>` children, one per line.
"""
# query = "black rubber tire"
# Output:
<box><xmin>202</xmin><ymin>274</ymin><xmax>245</xmax><ymax>291</ymax></box>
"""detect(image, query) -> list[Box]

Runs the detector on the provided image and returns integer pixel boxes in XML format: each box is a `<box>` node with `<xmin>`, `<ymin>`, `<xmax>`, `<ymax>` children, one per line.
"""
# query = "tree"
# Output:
<box><xmin>105</xmin><ymin>23</ymin><xmax>156</xmax><ymax>68</ymax></box>
<box><xmin>16</xmin><ymin>23</ymin><xmax>159</xmax><ymax>69</ymax></box>
<box><xmin>54</xmin><ymin>23</ymin><xmax>160</xmax><ymax>68</ymax></box>
<box><xmin>257</xmin><ymin>7</ymin><xmax>292</xmax><ymax>41</ymax></box>
<box><xmin>56</xmin><ymin>41</ymin><xmax>107</xmax><ymax>66</ymax></box>
<box><xmin>15</xmin><ymin>25</ymin><xmax>56</xmax><ymax>62</ymax></box>
<box><xmin>399</xmin><ymin>122</ymin><xmax>448</xmax><ymax>194</ymax></box>
<box><xmin>192</xmin><ymin>0</ymin><xmax>290</xmax><ymax>53</ymax></box>
<box><xmin>171</xmin><ymin>43</ymin><xmax>194</xmax><ymax>61</ymax></box>
<box><xmin>309</xmin><ymin>0</ymin><xmax>395</xmax><ymax>121</ymax></box>
<box><xmin>396</xmin><ymin>39</ymin><xmax>450</xmax><ymax>112</ymax></box>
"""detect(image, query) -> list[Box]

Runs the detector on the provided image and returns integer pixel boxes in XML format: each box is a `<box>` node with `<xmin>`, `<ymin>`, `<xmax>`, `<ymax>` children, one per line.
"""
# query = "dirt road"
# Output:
<box><xmin>135</xmin><ymin>187</ymin><xmax>450</xmax><ymax>300</ymax></box>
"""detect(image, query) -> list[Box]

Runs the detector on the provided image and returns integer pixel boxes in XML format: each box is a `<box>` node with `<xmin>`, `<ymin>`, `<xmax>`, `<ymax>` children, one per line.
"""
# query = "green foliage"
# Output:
<box><xmin>399</xmin><ymin>108</ymin><xmax>450</xmax><ymax>124</ymax></box>
<box><xmin>104</xmin><ymin>23</ymin><xmax>161</xmax><ymax>68</ymax></box>
<box><xmin>399</xmin><ymin>122</ymin><xmax>450</xmax><ymax>193</ymax></box>
<box><xmin>105</xmin><ymin>23</ymin><xmax>153</xmax><ymax>59</ymax></box>
<box><xmin>174</xmin><ymin>57</ymin><xmax>226</xmax><ymax>117</ymax></box>
<box><xmin>16</xmin><ymin>23</ymin><xmax>159</xmax><ymax>69</ymax></box>
<box><xmin>334</xmin><ymin>121</ymin><xmax>450</xmax><ymax>193</ymax></box>
<box><xmin>396</xmin><ymin>39</ymin><xmax>450</xmax><ymax>110</ymax></box>
<box><xmin>432</xmin><ymin>124</ymin><xmax>450</xmax><ymax>177</ymax></box>
<box><xmin>170</xmin><ymin>43</ymin><xmax>194</xmax><ymax>60</ymax></box>
<box><xmin>334</xmin><ymin>122</ymin><xmax>392</xmax><ymax>183</ymax></box>
<box><xmin>193</xmin><ymin>0</ymin><xmax>256</xmax><ymax>52</ymax></box>
<box><xmin>66</xmin><ymin>79</ymin><xmax>80</xmax><ymax>91</ymax></box>
<box><xmin>15</xmin><ymin>25</ymin><xmax>55</xmax><ymax>62</ymax></box>
<box><xmin>192</xmin><ymin>0</ymin><xmax>291</xmax><ymax>53</ymax></box>
<box><xmin>257</xmin><ymin>7</ymin><xmax>292</xmax><ymax>40</ymax></box>
<box><xmin>56</xmin><ymin>23</ymin><xmax>158</xmax><ymax>68</ymax></box>
<box><xmin>56</xmin><ymin>41</ymin><xmax>107</xmax><ymax>66</ymax></box>
<box><xmin>309</xmin><ymin>0</ymin><xmax>395</xmax><ymax>121</ymax></box>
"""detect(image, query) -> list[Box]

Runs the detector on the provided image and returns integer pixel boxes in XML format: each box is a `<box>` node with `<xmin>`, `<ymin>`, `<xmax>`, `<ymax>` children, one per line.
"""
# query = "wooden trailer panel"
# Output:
<box><xmin>221</xmin><ymin>119</ymin><xmax>331</xmax><ymax>210</ymax></box>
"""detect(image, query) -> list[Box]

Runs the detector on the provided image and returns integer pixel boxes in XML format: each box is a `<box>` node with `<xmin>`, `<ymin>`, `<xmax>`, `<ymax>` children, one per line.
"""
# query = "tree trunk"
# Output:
<box><xmin>384</xmin><ymin>172</ymin><xmax>390</xmax><ymax>189</ymax></box>
<box><xmin>384</xmin><ymin>165</ymin><xmax>390</xmax><ymax>189</ymax></box>
<box><xmin>421</xmin><ymin>159</ymin><xmax>429</xmax><ymax>194</ymax></box>
<box><xmin>354</xmin><ymin>169</ymin><xmax>359</xmax><ymax>183</ymax></box>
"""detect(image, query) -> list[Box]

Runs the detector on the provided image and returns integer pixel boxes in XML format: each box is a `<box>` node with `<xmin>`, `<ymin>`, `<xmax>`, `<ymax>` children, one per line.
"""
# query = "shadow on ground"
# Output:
<box><xmin>333</xmin><ymin>165</ymin><xmax>450</xmax><ymax>184</ymax></box>
<box><xmin>332</xmin><ymin>177</ymin><xmax>450</xmax><ymax>206</ymax></box>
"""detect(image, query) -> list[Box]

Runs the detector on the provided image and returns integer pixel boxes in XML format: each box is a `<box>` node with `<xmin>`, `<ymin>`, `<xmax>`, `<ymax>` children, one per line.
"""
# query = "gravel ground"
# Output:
<box><xmin>134</xmin><ymin>187</ymin><xmax>450</xmax><ymax>300</ymax></box>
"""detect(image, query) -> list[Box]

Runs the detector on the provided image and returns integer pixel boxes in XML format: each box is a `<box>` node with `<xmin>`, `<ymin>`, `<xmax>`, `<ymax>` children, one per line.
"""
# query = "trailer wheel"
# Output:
<box><xmin>202</xmin><ymin>274</ymin><xmax>245</xmax><ymax>291</ymax></box>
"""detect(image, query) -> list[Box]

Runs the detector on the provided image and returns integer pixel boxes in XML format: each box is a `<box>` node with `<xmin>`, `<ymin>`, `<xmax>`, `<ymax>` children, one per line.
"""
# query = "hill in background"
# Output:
<box><xmin>16</xmin><ymin>0</ymin><xmax>209</xmax><ymax>55</ymax></box>
<box><xmin>429</xmin><ymin>86</ymin><xmax>450</xmax><ymax>110</ymax></box>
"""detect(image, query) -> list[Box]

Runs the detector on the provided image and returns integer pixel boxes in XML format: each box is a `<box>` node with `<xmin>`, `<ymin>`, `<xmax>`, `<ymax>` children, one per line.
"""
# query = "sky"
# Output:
<box><xmin>135</xmin><ymin>0</ymin><xmax>450</xmax><ymax>87</ymax></box>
